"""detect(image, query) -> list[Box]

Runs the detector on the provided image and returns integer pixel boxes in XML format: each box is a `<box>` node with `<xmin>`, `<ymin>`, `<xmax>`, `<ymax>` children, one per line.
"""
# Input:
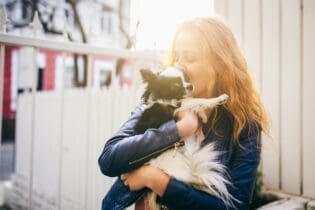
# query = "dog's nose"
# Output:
<box><xmin>187</xmin><ymin>84</ymin><xmax>193</xmax><ymax>91</ymax></box>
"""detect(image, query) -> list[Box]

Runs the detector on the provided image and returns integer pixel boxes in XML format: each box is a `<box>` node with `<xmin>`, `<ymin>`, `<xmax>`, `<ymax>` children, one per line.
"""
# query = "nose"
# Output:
<box><xmin>174</xmin><ymin>57</ymin><xmax>186</xmax><ymax>71</ymax></box>
<box><xmin>187</xmin><ymin>84</ymin><xmax>193</xmax><ymax>91</ymax></box>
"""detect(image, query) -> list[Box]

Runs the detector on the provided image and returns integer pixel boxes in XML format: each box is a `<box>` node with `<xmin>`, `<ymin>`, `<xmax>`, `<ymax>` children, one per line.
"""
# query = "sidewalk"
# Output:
<box><xmin>0</xmin><ymin>142</ymin><xmax>14</xmax><ymax>181</ymax></box>
<box><xmin>0</xmin><ymin>142</ymin><xmax>14</xmax><ymax>208</ymax></box>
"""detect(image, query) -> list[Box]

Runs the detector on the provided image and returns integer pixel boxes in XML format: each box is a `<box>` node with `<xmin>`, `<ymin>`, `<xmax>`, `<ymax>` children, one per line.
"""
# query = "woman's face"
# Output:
<box><xmin>173</xmin><ymin>31</ymin><xmax>215</xmax><ymax>98</ymax></box>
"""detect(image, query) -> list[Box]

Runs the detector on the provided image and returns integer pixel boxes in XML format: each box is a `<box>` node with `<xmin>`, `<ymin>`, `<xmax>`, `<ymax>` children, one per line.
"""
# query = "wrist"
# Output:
<box><xmin>176</xmin><ymin>120</ymin><xmax>189</xmax><ymax>138</ymax></box>
<box><xmin>176</xmin><ymin>117</ymin><xmax>199</xmax><ymax>138</ymax></box>
<box><xmin>145</xmin><ymin>166</ymin><xmax>170</xmax><ymax>196</ymax></box>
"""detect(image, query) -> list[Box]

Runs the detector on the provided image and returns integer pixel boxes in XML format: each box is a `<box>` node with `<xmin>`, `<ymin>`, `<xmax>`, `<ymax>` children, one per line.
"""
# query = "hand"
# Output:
<box><xmin>120</xmin><ymin>165</ymin><xmax>170</xmax><ymax>196</ymax></box>
<box><xmin>120</xmin><ymin>165</ymin><xmax>151</xmax><ymax>191</ymax></box>
<box><xmin>175</xmin><ymin>110</ymin><xmax>200</xmax><ymax>138</ymax></box>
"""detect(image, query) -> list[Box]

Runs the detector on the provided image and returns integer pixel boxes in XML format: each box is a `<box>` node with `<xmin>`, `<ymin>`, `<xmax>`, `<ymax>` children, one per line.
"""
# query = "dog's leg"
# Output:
<box><xmin>175</xmin><ymin>94</ymin><xmax>228</xmax><ymax>112</ymax></box>
<box><xmin>174</xmin><ymin>94</ymin><xmax>228</xmax><ymax>123</ymax></box>
<box><xmin>198</xmin><ymin>111</ymin><xmax>208</xmax><ymax>123</ymax></box>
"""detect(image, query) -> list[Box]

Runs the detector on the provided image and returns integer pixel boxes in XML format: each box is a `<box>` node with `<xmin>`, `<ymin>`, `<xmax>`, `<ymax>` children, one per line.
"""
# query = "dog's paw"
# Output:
<box><xmin>198</xmin><ymin>111</ymin><xmax>208</xmax><ymax>123</ymax></box>
<box><xmin>217</xmin><ymin>94</ymin><xmax>229</xmax><ymax>105</ymax></box>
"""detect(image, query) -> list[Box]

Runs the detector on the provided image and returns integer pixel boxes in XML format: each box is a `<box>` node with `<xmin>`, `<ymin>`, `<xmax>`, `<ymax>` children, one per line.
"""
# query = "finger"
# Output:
<box><xmin>120</xmin><ymin>173</ymin><xmax>130</xmax><ymax>180</ymax></box>
<box><xmin>120</xmin><ymin>174</ymin><xmax>128</xmax><ymax>180</ymax></box>
<box><xmin>124</xmin><ymin>180</ymin><xmax>129</xmax><ymax>186</ymax></box>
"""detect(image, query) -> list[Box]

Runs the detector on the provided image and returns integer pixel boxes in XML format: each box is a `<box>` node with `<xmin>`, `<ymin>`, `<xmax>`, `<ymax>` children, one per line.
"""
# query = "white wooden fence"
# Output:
<box><xmin>0</xmin><ymin>17</ymin><xmax>162</xmax><ymax>209</ymax></box>
<box><xmin>214</xmin><ymin>0</ymin><xmax>315</xmax><ymax>198</ymax></box>
<box><xmin>7</xmin><ymin>88</ymin><xmax>141</xmax><ymax>210</ymax></box>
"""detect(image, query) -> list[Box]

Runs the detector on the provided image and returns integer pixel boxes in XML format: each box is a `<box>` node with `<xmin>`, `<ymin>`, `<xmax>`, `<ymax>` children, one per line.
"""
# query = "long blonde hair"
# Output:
<box><xmin>169</xmin><ymin>17</ymin><xmax>269</xmax><ymax>141</ymax></box>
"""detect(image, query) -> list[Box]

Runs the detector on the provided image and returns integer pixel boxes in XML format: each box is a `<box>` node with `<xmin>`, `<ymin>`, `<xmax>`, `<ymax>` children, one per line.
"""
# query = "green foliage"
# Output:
<box><xmin>254</xmin><ymin>170</ymin><xmax>263</xmax><ymax>195</ymax></box>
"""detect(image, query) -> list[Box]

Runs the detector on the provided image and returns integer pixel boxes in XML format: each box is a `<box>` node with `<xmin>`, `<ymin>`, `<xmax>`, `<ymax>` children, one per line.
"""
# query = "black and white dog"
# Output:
<box><xmin>135</xmin><ymin>67</ymin><xmax>193</xmax><ymax>134</ymax></box>
<box><xmin>135</xmin><ymin>67</ymin><xmax>234</xmax><ymax>209</ymax></box>
<box><xmin>136</xmin><ymin>67</ymin><xmax>229</xmax><ymax>132</ymax></box>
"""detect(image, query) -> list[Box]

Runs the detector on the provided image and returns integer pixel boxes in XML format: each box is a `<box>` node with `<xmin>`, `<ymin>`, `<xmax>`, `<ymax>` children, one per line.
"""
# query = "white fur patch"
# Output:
<box><xmin>142</xmin><ymin>93</ymin><xmax>233</xmax><ymax>209</ymax></box>
<box><xmin>175</xmin><ymin>94</ymin><xmax>229</xmax><ymax>123</ymax></box>
<box><xmin>147</xmin><ymin>136</ymin><xmax>234</xmax><ymax>210</ymax></box>
<box><xmin>159</xmin><ymin>67</ymin><xmax>191</xmax><ymax>90</ymax></box>
<box><xmin>159</xmin><ymin>67</ymin><xmax>183</xmax><ymax>78</ymax></box>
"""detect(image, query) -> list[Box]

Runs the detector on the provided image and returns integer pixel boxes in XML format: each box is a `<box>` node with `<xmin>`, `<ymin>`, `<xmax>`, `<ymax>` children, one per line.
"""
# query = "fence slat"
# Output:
<box><xmin>243</xmin><ymin>0</ymin><xmax>261</xmax><ymax>88</ymax></box>
<box><xmin>302</xmin><ymin>0</ymin><xmax>315</xmax><ymax>198</ymax></box>
<box><xmin>14</xmin><ymin>94</ymin><xmax>33</xmax><ymax>205</ymax></box>
<box><xmin>227</xmin><ymin>0</ymin><xmax>243</xmax><ymax>45</ymax></box>
<box><xmin>261</xmin><ymin>0</ymin><xmax>281</xmax><ymax>191</ymax></box>
<box><xmin>61</xmin><ymin>90</ymin><xmax>89</xmax><ymax>210</ymax></box>
<box><xmin>33</xmin><ymin>92</ymin><xmax>62</xmax><ymax>210</ymax></box>
<box><xmin>85</xmin><ymin>91</ymin><xmax>101</xmax><ymax>210</ymax></box>
<box><xmin>281</xmin><ymin>0</ymin><xmax>302</xmax><ymax>194</ymax></box>
<box><xmin>214</xmin><ymin>0</ymin><xmax>227</xmax><ymax>17</ymax></box>
<box><xmin>97</xmin><ymin>89</ymin><xmax>115</xmax><ymax>203</ymax></box>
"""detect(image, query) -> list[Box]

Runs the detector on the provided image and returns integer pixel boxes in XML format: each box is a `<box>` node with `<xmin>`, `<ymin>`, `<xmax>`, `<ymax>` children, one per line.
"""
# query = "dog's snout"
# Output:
<box><xmin>187</xmin><ymin>84</ymin><xmax>193</xmax><ymax>91</ymax></box>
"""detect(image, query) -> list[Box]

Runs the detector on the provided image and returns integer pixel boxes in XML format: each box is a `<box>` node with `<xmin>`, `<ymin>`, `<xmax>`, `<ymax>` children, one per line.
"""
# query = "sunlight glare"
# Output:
<box><xmin>130</xmin><ymin>0</ymin><xmax>214</xmax><ymax>50</ymax></box>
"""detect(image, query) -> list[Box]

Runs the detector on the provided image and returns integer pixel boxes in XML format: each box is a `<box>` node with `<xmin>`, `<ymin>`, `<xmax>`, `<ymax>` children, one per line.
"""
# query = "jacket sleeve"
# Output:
<box><xmin>157</xmin><ymin>127</ymin><xmax>261</xmax><ymax>210</ymax></box>
<box><xmin>98</xmin><ymin>105</ymin><xmax>181</xmax><ymax>177</ymax></box>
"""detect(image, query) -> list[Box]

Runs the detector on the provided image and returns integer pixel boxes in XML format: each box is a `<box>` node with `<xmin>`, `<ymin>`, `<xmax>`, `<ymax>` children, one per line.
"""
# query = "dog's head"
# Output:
<box><xmin>140</xmin><ymin>67</ymin><xmax>193</xmax><ymax>102</ymax></box>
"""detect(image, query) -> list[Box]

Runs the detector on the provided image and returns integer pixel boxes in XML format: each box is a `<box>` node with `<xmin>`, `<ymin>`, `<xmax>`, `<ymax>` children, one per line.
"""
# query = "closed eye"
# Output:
<box><xmin>181</xmin><ymin>71</ymin><xmax>190</xmax><ymax>82</ymax></box>
<box><xmin>184</xmin><ymin>54</ymin><xmax>198</xmax><ymax>63</ymax></box>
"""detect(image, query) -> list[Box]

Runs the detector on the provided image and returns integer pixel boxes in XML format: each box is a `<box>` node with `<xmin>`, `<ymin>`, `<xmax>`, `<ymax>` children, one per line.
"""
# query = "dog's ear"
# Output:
<box><xmin>140</xmin><ymin>69</ymin><xmax>157</xmax><ymax>82</ymax></box>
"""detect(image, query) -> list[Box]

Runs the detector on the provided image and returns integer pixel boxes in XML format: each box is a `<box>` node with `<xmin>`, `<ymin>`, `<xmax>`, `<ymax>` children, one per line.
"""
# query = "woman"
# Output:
<box><xmin>98</xmin><ymin>17</ymin><xmax>269</xmax><ymax>210</ymax></box>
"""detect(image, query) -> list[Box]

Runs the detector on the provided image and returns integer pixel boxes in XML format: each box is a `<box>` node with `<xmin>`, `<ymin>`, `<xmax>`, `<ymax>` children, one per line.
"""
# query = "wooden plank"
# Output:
<box><xmin>61</xmin><ymin>90</ymin><xmax>89</xmax><ymax>210</ymax></box>
<box><xmin>97</xmin><ymin>89</ymin><xmax>115</xmax><ymax>203</ymax></box>
<box><xmin>227</xmin><ymin>0</ymin><xmax>243</xmax><ymax>45</ymax></box>
<box><xmin>261</xmin><ymin>0</ymin><xmax>281</xmax><ymax>190</ymax></box>
<box><xmin>243</xmin><ymin>0</ymin><xmax>261</xmax><ymax>88</ymax></box>
<box><xmin>302</xmin><ymin>0</ymin><xmax>315</xmax><ymax>198</ymax></box>
<box><xmin>85</xmin><ymin>91</ymin><xmax>100</xmax><ymax>210</ymax></box>
<box><xmin>214</xmin><ymin>0</ymin><xmax>227</xmax><ymax>18</ymax></box>
<box><xmin>15</xmin><ymin>94</ymin><xmax>33</xmax><ymax>184</ymax></box>
<box><xmin>281</xmin><ymin>0</ymin><xmax>302</xmax><ymax>195</ymax></box>
<box><xmin>32</xmin><ymin>92</ymin><xmax>62</xmax><ymax>209</ymax></box>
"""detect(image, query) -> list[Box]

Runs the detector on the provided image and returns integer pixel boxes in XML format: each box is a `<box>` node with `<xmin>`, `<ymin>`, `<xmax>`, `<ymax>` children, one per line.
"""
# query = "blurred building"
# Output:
<box><xmin>1</xmin><ymin>0</ymin><xmax>133</xmax><ymax>141</ymax></box>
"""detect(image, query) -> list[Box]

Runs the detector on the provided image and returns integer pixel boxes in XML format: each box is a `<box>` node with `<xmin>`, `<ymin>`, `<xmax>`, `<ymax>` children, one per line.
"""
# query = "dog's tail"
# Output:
<box><xmin>185</xmin><ymin>140</ymin><xmax>238</xmax><ymax>208</ymax></box>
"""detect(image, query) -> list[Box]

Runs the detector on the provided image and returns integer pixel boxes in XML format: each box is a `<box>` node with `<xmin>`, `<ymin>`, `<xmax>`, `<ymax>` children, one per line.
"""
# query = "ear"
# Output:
<box><xmin>140</xmin><ymin>69</ymin><xmax>157</xmax><ymax>82</ymax></box>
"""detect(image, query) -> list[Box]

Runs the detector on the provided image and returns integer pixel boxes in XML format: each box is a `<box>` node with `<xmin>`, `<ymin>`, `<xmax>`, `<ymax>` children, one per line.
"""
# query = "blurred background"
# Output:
<box><xmin>0</xmin><ymin>0</ymin><xmax>314</xmax><ymax>209</ymax></box>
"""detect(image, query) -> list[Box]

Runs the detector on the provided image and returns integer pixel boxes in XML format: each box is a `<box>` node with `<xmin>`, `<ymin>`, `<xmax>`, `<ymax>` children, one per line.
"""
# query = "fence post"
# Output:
<box><xmin>28</xmin><ymin>11</ymin><xmax>41</xmax><ymax>210</ymax></box>
<box><xmin>0</xmin><ymin>5</ymin><xmax>7</xmax><ymax>206</ymax></box>
<box><xmin>0</xmin><ymin>7</ymin><xmax>6</xmax><ymax>130</ymax></box>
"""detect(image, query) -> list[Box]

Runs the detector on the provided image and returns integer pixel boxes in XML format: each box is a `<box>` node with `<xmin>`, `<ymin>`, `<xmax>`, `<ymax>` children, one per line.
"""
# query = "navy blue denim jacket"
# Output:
<box><xmin>98</xmin><ymin>105</ymin><xmax>261</xmax><ymax>210</ymax></box>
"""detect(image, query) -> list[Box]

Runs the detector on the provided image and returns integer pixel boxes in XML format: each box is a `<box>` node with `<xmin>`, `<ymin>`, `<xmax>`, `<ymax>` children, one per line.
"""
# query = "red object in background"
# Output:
<box><xmin>2</xmin><ymin>47</ymin><xmax>58</xmax><ymax>140</ymax></box>
<box><xmin>2</xmin><ymin>45</ymin><xmax>19</xmax><ymax>140</ymax></box>
<box><xmin>3</xmin><ymin>45</ymin><xmax>18</xmax><ymax>119</ymax></box>
<box><xmin>40</xmin><ymin>49</ymin><xmax>56</xmax><ymax>91</ymax></box>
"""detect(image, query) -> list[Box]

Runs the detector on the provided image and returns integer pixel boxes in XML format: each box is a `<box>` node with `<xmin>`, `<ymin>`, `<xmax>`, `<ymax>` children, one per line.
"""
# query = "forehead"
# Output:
<box><xmin>174</xmin><ymin>31</ymin><xmax>203</xmax><ymax>54</ymax></box>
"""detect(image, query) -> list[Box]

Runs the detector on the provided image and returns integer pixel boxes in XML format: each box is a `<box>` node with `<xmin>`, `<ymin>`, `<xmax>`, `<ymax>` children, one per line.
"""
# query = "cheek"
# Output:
<box><xmin>187</xmin><ymin>67</ymin><xmax>210</xmax><ymax>95</ymax></box>
<box><xmin>194</xmin><ymin>75</ymin><xmax>208</xmax><ymax>92</ymax></box>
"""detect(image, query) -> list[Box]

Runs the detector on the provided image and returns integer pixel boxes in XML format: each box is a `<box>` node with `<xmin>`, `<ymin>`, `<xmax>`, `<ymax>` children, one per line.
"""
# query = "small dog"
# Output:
<box><xmin>135</xmin><ymin>67</ymin><xmax>234</xmax><ymax>209</ymax></box>
<box><xmin>135</xmin><ymin>67</ymin><xmax>193</xmax><ymax>134</ymax></box>
<box><xmin>136</xmin><ymin>67</ymin><xmax>228</xmax><ymax>132</ymax></box>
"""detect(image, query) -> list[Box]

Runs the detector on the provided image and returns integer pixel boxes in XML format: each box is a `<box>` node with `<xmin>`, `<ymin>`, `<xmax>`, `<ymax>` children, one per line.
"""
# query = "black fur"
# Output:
<box><xmin>134</xmin><ymin>103</ymin><xmax>177</xmax><ymax>134</ymax></box>
<box><xmin>134</xmin><ymin>68</ymin><xmax>191</xmax><ymax>134</ymax></box>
